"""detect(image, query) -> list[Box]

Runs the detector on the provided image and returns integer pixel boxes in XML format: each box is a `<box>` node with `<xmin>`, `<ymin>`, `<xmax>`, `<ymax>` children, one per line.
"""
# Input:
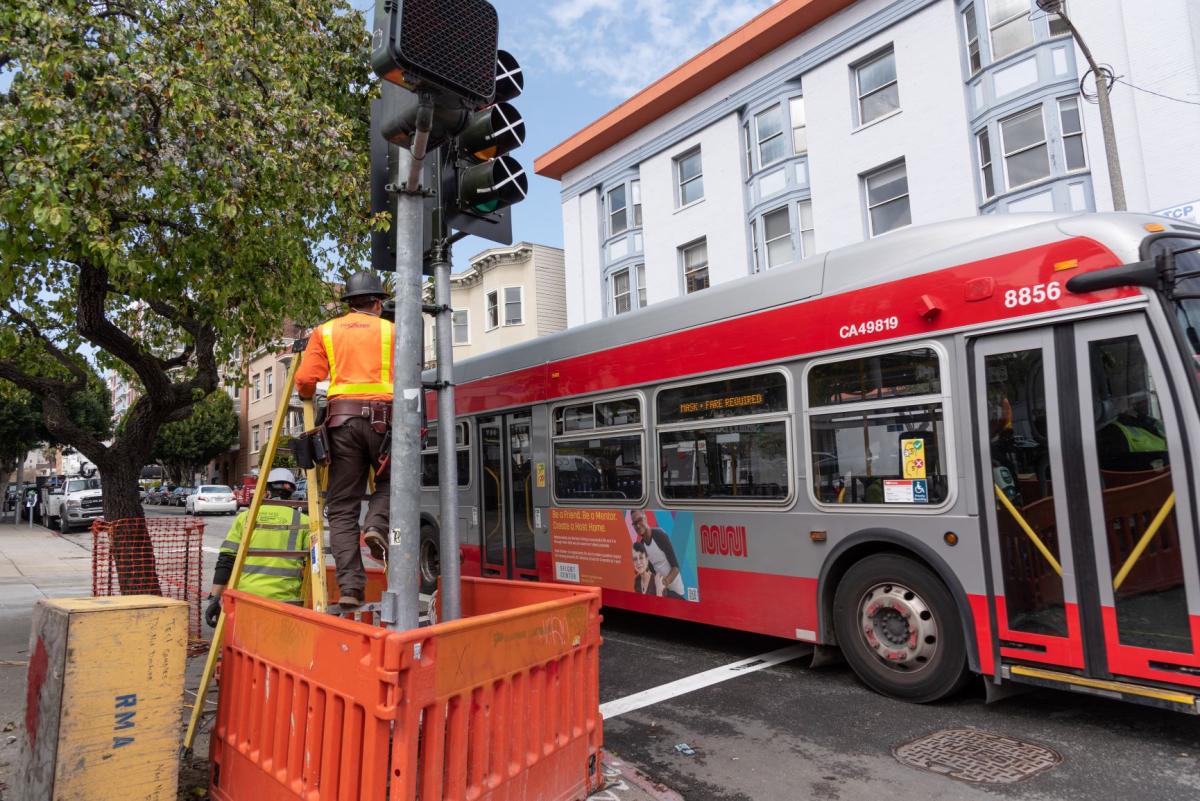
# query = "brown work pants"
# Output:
<box><xmin>326</xmin><ymin>416</ymin><xmax>389</xmax><ymax>597</ymax></box>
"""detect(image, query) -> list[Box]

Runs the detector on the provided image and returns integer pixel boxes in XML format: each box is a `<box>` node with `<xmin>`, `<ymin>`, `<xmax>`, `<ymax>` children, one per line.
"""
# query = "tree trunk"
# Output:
<box><xmin>99</xmin><ymin>455</ymin><xmax>161</xmax><ymax>596</ymax></box>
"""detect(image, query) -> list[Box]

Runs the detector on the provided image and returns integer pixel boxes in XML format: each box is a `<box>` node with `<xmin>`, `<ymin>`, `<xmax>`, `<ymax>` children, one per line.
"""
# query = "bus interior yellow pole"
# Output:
<box><xmin>1113</xmin><ymin>492</ymin><xmax>1176</xmax><ymax>591</ymax></box>
<box><xmin>993</xmin><ymin>484</ymin><xmax>1063</xmax><ymax>577</ymax></box>
<box><xmin>183</xmin><ymin>349</ymin><xmax>303</xmax><ymax>754</ymax></box>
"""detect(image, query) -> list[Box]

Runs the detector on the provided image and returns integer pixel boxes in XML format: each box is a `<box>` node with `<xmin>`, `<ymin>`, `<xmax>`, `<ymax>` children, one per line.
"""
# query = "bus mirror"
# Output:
<box><xmin>1066</xmin><ymin>253</ymin><xmax>1167</xmax><ymax>295</ymax></box>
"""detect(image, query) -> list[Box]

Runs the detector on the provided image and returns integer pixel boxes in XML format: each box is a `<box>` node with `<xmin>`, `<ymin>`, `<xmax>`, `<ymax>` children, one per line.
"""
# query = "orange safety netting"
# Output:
<box><xmin>91</xmin><ymin>517</ymin><xmax>206</xmax><ymax>654</ymax></box>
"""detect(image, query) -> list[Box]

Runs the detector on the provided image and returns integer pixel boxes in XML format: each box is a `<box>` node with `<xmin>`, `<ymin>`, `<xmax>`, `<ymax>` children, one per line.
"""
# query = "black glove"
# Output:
<box><xmin>205</xmin><ymin>595</ymin><xmax>222</xmax><ymax>628</ymax></box>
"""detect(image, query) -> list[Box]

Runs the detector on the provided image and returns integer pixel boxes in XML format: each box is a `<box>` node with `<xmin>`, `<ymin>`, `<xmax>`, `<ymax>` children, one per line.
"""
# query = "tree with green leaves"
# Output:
<box><xmin>0</xmin><ymin>386</ymin><xmax>43</xmax><ymax>513</ymax></box>
<box><xmin>151</xmin><ymin>391</ymin><xmax>238</xmax><ymax>485</ymax></box>
<box><xmin>0</xmin><ymin>0</ymin><xmax>372</xmax><ymax>591</ymax></box>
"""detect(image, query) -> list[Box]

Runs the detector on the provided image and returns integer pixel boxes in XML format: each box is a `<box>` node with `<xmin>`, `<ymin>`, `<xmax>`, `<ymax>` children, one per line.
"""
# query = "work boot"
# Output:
<box><xmin>363</xmin><ymin>529</ymin><xmax>388</xmax><ymax>563</ymax></box>
<box><xmin>337</xmin><ymin>592</ymin><xmax>362</xmax><ymax>613</ymax></box>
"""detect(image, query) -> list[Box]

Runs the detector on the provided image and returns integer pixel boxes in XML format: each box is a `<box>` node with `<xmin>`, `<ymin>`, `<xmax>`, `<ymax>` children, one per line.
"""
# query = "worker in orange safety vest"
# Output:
<box><xmin>296</xmin><ymin>271</ymin><xmax>393</xmax><ymax>611</ymax></box>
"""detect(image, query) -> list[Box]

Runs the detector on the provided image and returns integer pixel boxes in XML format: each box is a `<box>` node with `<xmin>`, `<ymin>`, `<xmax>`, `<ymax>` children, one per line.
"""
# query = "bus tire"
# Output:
<box><xmin>832</xmin><ymin>553</ymin><xmax>969</xmax><ymax>703</ymax></box>
<box><xmin>419</xmin><ymin>525</ymin><xmax>439</xmax><ymax>596</ymax></box>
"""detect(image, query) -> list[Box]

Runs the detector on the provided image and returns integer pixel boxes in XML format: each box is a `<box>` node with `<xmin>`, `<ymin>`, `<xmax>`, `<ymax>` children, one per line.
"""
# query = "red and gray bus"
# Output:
<box><xmin>419</xmin><ymin>212</ymin><xmax>1200</xmax><ymax>712</ymax></box>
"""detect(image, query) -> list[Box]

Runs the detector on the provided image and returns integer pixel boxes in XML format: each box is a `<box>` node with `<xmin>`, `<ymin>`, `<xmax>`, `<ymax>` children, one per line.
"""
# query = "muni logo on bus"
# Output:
<box><xmin>700</xmin><ymin>524</ymin><xmax>748</xmax><ymax>558</ymax></box>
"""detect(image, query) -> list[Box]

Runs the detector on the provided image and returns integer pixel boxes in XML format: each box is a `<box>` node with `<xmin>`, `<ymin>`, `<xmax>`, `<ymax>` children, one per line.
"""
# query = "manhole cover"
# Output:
<box><xmin>893</xmin><ymin>729</ymin><xmax>1061</xmax><ymax>784</ymax></box>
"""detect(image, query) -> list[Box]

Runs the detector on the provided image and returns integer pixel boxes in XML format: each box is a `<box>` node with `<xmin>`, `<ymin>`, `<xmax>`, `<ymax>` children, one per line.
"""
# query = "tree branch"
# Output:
<box><xmin>2</xmin><ymin>305</ymin><xmax>90</xmax><ymax>391</ymax></box>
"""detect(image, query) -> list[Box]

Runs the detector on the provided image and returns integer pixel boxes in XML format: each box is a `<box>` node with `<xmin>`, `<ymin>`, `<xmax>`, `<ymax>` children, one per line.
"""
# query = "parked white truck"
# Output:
<box><xmin>42</xmin><ymin>477</ymin><xmax>103</xmax><ymax>533</ymax></box>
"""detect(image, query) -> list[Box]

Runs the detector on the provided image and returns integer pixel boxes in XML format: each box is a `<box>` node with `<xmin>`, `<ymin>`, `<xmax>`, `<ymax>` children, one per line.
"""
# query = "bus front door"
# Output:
<box><xmin>479</xmin><ymin>411</ymin><xmax>538</xmax><ymax>580</ymax></box>
<box><xmin>976</xmin><ymin>316</ymin><xmax>1200</xmax><ymax>690</ymax></box>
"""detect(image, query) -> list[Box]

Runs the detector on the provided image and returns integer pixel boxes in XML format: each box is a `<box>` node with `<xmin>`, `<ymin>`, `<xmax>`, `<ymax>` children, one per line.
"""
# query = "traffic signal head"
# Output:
<box><xmin>441</xmin><ymin>50</ymin><xmax>528</xmax><ymax>245</ymax></box>
<box><xmin>371</xmin><ymin>0</ymin><xmax>499</xmax><ymax>107</ymax></box>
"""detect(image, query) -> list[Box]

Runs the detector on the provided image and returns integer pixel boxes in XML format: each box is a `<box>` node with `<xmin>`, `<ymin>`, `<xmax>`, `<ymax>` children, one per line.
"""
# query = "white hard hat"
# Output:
<box><xmin>267</xmin><ymin>467</ymin><xmax>297</xmax><ymax>485</ymax></box>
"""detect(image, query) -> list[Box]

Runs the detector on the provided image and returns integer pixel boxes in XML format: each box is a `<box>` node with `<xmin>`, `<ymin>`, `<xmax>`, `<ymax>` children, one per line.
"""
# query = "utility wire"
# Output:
<box><xmin>1114</xmin><ymin>78</ymin><xmax>1200</xmax><ymax>108</ymax></box>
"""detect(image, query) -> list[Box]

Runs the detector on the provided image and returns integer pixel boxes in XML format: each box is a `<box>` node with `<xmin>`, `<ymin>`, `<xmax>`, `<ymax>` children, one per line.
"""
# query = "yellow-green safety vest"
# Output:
<box><xmin>1112</xmin><ymin>420</ymin><xmax>1167</xmax><ymax>453</ymax></box>
<box><xmin>221</xmin><ymin>504</ymin><xmax>310</xmax><ymax>603</ymax></box>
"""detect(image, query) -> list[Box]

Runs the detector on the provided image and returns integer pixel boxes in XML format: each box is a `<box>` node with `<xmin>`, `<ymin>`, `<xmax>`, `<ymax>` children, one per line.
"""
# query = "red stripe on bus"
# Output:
<box><xmin>994</xmin><ymin>596</ymin><xmax>1085</xmax><ymax>669</ymax></box>
<box><xmin>1101</xmin><ymin>606</ymin><xmax>1200</xmax><ymax>689</ymax></box>
<box><xmin>967</xmin><ymin>594</ymin><xmax>995</xmax><ymax>676</ymax></box>
<box><xmin>436</xmin><ymin>238</ymin><xmax>1133</xmax><ymax>418</ymax></box>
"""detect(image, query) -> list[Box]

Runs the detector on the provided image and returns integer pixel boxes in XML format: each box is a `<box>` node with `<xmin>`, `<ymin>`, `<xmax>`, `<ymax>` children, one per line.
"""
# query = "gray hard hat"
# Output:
<box><xmin>340</xmin><ymin>271</ymin><xmax>391</xmax><ymax>302</ymax></box>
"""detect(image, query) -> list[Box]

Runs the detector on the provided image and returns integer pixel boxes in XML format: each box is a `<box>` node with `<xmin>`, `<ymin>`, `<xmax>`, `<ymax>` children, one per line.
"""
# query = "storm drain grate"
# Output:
<box><xmin>893</xmin><ymin>728</ymin><xmax>1062</xmax><ymax>784</ymax></box>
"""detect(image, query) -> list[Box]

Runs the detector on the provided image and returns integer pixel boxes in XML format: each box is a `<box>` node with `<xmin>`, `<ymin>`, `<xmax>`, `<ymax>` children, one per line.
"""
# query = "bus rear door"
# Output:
<box><xmin>478</xmin><ymin>411</ymin><xmax>539</xmax><ymax>580</ymax></box>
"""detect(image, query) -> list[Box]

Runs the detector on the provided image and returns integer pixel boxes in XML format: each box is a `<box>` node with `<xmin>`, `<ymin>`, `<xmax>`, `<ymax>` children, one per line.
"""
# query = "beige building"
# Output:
<box><xmin>423</xmin><ymin>242</ymin><xmax>566</xmax><ymax>367</ymax></box>
<box><xmin>242</xmin><ymin>333</ymin><xmax>306</xmax><ymax>474</ymax></box>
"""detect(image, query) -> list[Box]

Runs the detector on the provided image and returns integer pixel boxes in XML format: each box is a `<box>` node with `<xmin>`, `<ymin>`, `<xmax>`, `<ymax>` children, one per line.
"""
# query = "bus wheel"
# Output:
<box><xmin>832</xmin><ymin>554</ymin><xmax>968</xmax><ymax>703</ymax></box>
<box><xmin>419</xmin><ymin>525</ymin><xmax>440</xmax><ymax>596</ymax></box>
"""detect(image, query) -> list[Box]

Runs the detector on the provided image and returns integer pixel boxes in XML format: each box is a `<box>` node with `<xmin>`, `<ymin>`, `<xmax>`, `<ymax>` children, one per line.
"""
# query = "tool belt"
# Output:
<box><xmin>327</xmin><ymin>398</ymin><xmax>393</xmax><ymax>434</ymax></box>
<box><xmin>294</xmin><ymin>425</ymin><xmax>330</xmax><ymax>470</ymax></box>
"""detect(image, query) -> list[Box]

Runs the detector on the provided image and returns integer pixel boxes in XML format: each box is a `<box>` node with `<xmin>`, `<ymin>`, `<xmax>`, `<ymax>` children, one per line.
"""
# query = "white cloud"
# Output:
<box><xmin>522</xmin><ymin>0</ymin><xmax>775</xmax><ymax>100</ymax></box>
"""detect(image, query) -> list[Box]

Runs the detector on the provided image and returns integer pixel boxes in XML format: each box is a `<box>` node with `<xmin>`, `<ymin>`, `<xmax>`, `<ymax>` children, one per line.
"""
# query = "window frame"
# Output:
<box><xmin>798</xmin><ymin>199</ymin><xmax>815</xmax><ymax>258</ymax></box>
<box><xmin>653</xmin><ymin>367</ymin><xmax>795</xmax><ymax>508</ymax></box>
<box><xmin>1047</xmin><ymin>0</ymin><xmax>1070</xmax><ymax>37</ymax></box>
<box><xmin>550</xmin><ymin>391</ymin><xmax>647</xmax><ymax>506</ymax></box>
<box><xmin>265</xmin><ymin>366</ymin><xmax>274</xmax><ymax>397</ymax></box>
<box><xmin>420</xmin><ymin>419</ymin><xmax>473</xmax><ymax>489</ymax></box>
<box><xmin>986</xmin><ymin>0</ymin><xmax>1035</xmax><ymax>62</ymax></box>
<box><xmin>790</xmin><ymin>96</ymin><xmax>807</xmax><ymax>156</ymax></box>
<box><xmin>999</xmin><ymin>105</ymin><xmax>1051</xmax><ymax>190</ymax></box>
<box><xmin>762</xmin><ymin>206</ymin><xmax>794</xmax><ymax>269</ymax></box>
<box><xmin>252</xmin><ymin>425</ymin><xmax>260</xmax><ymax>453</ymax></box>
<box><xmin>503</xmin><ymin>285</ymin><xmax>523</xmax><ymax>326</ymax></box>
<box><xmin>452</xmin><ymin>309</ymin><xmax>470</xmax><ymax>345</ymax></box>
<box><xmin>755</xmin><ymin>103</ymin><xmax>786</xmax><ymax>169</ymax></box>
<box><xmin>854</xmin><ymin>47</ymin><xmax>900</xmax><ymax>127</ymax></box>
<box><xmin>609</xmin><ymin>263</ymin><xmax>646</xmax><ymax>316</ymax></box>
<box><xmin>977</xmin><ymin>128</ymin><xmax>997</xmax><ymax>199</ymax></box>
<box><xmin>680</xmin><ymin>238</ymin><xmax>710</xmax><ymax>294</ymax></box>
<box><xmin>963</xmin><ymin>4</ymin><xmax>982</xmax><ymax>75</ymax></box>
<box><xmin>607</xmin><ymin>183</ymin><xmax>628</xmax><ymax>237</ymax></box>
<box><xmin>485</xmin><ymin>290</ymin><xmax>499</xmax><ymax>330</ymax></box>
<box><xmin>863</xmin><ymin>160</ymin><xmax>912</xmax><ymax>238</ymax></box>
<box><xmin>252</xmin><ymin>373</ymin><xmax>261</xmax><ymax>401</ymax></box>
<box><xmin>1057</xmin><ymin>96</ymin><xmax>1087</xmax><ymax>173</ymax></box>
<box><xmin>802</xmin><ymin>340</ymin><xmax>956</xmax><ymax>513</ymax></box>
<box><xmin>675</xmin><ymin>147</ymin><xmax>705</xmax><ymax>208</ymax></box>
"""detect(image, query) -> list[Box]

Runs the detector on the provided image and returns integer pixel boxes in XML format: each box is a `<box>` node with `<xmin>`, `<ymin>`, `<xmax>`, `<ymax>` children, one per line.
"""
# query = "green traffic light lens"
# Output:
<box><xmin>473</xmin><ymin>200</ymin><xmax>501</xmax><ymax>213</ymax></box>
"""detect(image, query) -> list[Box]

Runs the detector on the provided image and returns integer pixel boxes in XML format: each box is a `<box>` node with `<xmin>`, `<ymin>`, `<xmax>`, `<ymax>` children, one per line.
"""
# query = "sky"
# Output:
<box><xmin>439</xmin><ymin>0</ymin><xmax>776</xmax><ymax>271</ymax></box>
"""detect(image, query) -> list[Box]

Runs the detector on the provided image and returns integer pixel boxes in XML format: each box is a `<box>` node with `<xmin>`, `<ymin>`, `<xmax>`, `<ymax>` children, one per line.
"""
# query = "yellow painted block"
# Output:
<box><xmin>16</xmin><ymin>595</ymin><xmax>188</xmax><ymax>801</ymax></box>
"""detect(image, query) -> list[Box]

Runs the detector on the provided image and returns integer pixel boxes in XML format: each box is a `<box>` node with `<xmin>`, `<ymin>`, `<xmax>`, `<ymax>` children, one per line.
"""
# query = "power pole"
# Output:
<box><xmin>1037</xmin><ymin>0</ymin><xmax>1126</xmax><ymax>211</ymax></box>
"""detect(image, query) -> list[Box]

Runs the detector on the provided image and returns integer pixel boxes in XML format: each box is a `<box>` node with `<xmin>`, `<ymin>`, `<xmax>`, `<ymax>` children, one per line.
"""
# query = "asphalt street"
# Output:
<box><xmin>597</xmin><ymin>608</ymin><xmax>1200</xmax><ymax>801</ymax></box>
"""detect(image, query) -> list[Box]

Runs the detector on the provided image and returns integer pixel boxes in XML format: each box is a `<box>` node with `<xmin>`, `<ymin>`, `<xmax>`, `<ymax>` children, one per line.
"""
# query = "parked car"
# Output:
<box><xmin>145</xmin><ymin>485</ymin><xmax>170</xmax><ymax>505</ymax></box>
<box><xmin>185</xmin><ymin>485</ymin><xmax>237</xmax><ymax>516</ymax></box>
<box><xmin>169</xmin><ymin>487</ymin><xmax>194</xmax><ymax>507</ymax></box>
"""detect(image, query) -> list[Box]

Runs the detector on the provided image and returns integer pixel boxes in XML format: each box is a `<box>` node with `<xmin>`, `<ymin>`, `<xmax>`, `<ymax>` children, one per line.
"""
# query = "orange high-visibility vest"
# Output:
<box><xmin>296</xmin><ymin>312</ymin><xmax>393</xmax><ymax>400</ymax></box>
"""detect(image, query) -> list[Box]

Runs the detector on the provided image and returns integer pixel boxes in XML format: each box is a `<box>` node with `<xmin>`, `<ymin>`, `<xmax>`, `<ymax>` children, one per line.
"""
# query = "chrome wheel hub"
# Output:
<box><xmin>858</xmin><ymin>581</ymin><xmax>937</xmax><ymax>672</ymax></box>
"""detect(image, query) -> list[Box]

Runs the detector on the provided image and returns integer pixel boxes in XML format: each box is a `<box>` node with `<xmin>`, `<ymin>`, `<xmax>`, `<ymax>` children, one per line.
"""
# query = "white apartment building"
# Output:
<box><xmin>535</xmin><ymin>0</ymin><xmax>1200</xmax><ymax>325</ymax></box>
<box><xmin>422</xmin><ymin>242</ymin><xmax>566</xmax><ymax>367</ymax></box>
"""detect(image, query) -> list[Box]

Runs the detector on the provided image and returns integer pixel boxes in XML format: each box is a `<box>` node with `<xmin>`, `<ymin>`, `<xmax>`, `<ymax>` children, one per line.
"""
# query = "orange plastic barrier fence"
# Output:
<box><xmin>210</xmin><ymin>576</ymin><xmax>604</xmax><ymax>801</ymax></box>
<box><xmin>91</xmin><ymin>516</ymin><xmax>205</xmax><ymax>653</ymax></box>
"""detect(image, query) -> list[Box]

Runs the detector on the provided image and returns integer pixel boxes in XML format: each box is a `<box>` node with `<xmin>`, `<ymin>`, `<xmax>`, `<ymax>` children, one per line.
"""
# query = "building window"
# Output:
<box><xmin>1048</xmin><ymin>1</ymin><xmax>1070</xmax><ymax>36</ymax></box>
<box><xmin>608</xmin><ymin>184</ymin><xmax>627</xmax><ymax>236</ymax></box>
<box><xmin>676</xmin><ymin>148</ymin><xmax>704</xmax><ymax>207</ymax></box>
<box><xmin>744</xmin><ymin>123</ymin><xmax>753</xmax><ymax>173</ymax></box>
<box><xmin>264</xmin><ymin>422</ymin><xmax>272</xmax><ymax>447</ymax></box>
<box><xmin>755</xmin><ymin>104</ymin><xmax>786</xmax><ymax>168</ymax></box>
<box><xmin>504</xmin><ymin>286</ymin><xmax>522</xmax><ymax>325</ymax></box>
<box><xmin>228</xmin><ymin>383</ymin><xmax>239</xmax><ymax>400</ymax></box>
<box><xmin>963</xmin><ymin>4</ymin><xmax>982</xmax><ymax>74</ymax></box>
<box><xmin>252</xmin><ymin>373</ymin><xmax>261</xmax><ymax>401</ymax></box>
<box><xmin>553</xmin><ymin>396</ymin><xmax>644</xmax><ymax>504</ymax></box>
<box><xmin>1000</xmin><ymin>106</ymin><xmax>1050</xmax><ymax>189</ymax></box>
<box><xmin>977</xmin><ymin>129</ymin><xmax>996</xmax><ymax>199</ymax></box>
<box><xmin>1058</xmin><ymin>97</ymin><xmax>1086</xmax><ymax>171</ymax></box>
<box><xmin>864</xmin><ymin>161</ymin><xmax>911</xmax><ymax>237</ymax></box>
<box><xmin>452</xmin><ymin>310</ymin><xmax>469</xmax><ymax>344</ymax></box>
<box><xmin>681</xmin><ymin>240</ymin><xmax>709</xmax><ymax>294</ymax></box>
<box><xmin>485</xmin><ymin>291</ymin><xmax>498</xmax><ymax>330</ymax></box>
<box><xmin>252</xmin><ymin>426</ymin><xmax>260</xmax><ymax>453</ymax></box>
<box><xmin>750</xmin><ymin>220</ymin><xmax>760</xmax><ymax>273</ymax></box>
<box><xmin>855</xmin><ymin>48</ymin><xmax>899</xmax><ymax>125</ymax></box>
<box><xmin>790</xmin><ymin>97</ymin><xmax>807</xmax><ymax>155</ymax></box>
<box><xmin>611</xmin><ymin>264</ymin><xmax>645</xmax><ymax>315</ymax></box>
<box><xmin>265</xmin><ymin>367</ymin><xmax>273</xmax><ymax>397</ymax></box>
<box><xmin>763</xmin><ymin>207</ymin><xmax>793</xmax><ymax>269</ymax></box>
<box><xmin>987</xmin><ymin>0</ymin><xmax>1034</xmax><ymax>61</ymax></box>
<box><xmin>808</xmin><ymin>347</ymin><xmax>949</xmax><ymax>506</ymax></box>
<box><xmin>798</xmin><ymin>200</ymin><xmax>815</xmax><ymax>257</ymax></box>
<box><xmin>631</xmin><ymin>179</ymin><xmax>642</xmax><ymax>227</ymax></box>
<box><xmin>656</xmin><ymin>371</ymin><xmax>791</xmax><ymax>503</ymax></box>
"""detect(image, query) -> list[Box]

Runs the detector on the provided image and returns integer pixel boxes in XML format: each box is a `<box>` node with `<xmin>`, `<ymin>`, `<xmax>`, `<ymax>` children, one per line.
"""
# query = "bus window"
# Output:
<box><xmin>552</xmin><ymin>395</ymin><xmax>644</xmax><ymax>502</ymax></box>
<box><xmin>420</xmin><ymin>422</ymin><xmax>470</xmax><ymax>488</ymax></box>
<box><xmin>807</xmin><ymin>347</ymin><xmax>949</xmax><ymax>506</ymax></box>
<box><xmin>656</xmin><ymin>372</ymin><xmax>791</xmax><ymax>502</ymax></box>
